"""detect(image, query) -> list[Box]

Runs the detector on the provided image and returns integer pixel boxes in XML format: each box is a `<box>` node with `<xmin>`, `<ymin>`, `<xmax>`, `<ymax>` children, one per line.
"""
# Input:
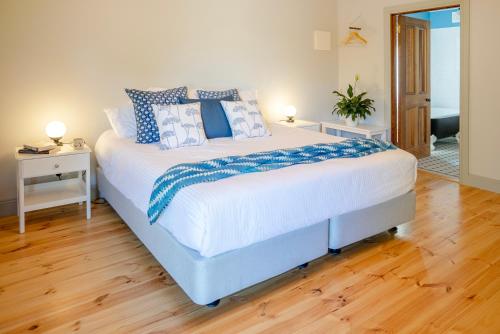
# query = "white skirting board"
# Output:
<box><xmin>0</xmin><ymin>199</ymin><xmax>17</xmax><ymax>217</ymax></box>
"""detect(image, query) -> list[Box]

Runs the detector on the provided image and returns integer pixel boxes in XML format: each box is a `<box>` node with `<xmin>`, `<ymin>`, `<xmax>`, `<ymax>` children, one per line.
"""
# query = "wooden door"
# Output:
<box><xmin>392</xmin><ymin>15</ymin><xmax>431</xmax><ymax>159</ymax></box>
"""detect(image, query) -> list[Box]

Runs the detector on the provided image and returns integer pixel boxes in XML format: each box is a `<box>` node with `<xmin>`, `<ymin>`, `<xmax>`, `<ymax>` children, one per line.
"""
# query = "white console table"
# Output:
<box><xmin>321</xmin><ymin>121</ymin><xmax>388</xmax><ymax>141</ymax></box>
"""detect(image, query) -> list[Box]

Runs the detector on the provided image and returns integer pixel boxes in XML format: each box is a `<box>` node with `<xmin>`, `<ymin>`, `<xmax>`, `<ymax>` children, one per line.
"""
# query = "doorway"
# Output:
<box><xmin>391</xmin><ymin>6</ymin><xmax>461</xmax><ymax>180</ymax></box>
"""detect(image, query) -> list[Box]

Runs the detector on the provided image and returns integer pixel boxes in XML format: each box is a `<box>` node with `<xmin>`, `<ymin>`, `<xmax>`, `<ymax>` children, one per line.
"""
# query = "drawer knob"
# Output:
<box><xmin>54</xmin><ymin>163</ymin><xmax>60</xmax><ymax>169</ymax></box>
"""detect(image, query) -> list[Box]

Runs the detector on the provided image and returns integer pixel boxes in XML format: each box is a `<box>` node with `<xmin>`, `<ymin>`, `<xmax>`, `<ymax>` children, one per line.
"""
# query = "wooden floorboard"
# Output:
<box><xmin>0</xmin><ymin>171</ymin><xmax>499</xmax><ymax>333</ymax></box>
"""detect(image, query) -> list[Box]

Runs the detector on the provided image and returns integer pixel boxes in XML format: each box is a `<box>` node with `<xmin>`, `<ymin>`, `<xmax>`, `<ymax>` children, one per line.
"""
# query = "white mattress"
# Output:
<box><xmin>432</xmin><ymin>107</ymin><xmax>459</xmax><ymax>119</ymax></box>
<box><xmin>95</xmin><ymin>125</ymin><xmax>417</xmax><ymax>257</ymax></box>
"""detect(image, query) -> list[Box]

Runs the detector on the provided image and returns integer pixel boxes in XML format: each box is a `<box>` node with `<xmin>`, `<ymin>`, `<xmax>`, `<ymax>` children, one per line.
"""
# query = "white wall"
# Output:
<box><xmin>468</xmin><ymin>0</ymin><xmax>500</xmax><ymax>181</ymax></box>
<box><xmin>431</xmin><ymin>27</ymin><xmax>460</xmax><ymax>111</ymax></box>
<box><xmin>336</xmin><ymin>0</ymin><xmax>423</xmax><ymax>126</ymax></box>
<box><xmin>336</xmin><ymin>0</ymin><xmax>500</xmax><ymax>185</ymax></box>
<box><xmin>0</xmin><ymin>0</ymin><xmax>338</xmax><ymax>208</ymax></box>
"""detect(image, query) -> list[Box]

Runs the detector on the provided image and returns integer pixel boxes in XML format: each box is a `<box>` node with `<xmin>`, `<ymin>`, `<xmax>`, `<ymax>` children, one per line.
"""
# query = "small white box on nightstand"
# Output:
<box><xmin>14</xmin><ymin>144</ymin><xmax>92</xmax><ymax>234</ymax></box>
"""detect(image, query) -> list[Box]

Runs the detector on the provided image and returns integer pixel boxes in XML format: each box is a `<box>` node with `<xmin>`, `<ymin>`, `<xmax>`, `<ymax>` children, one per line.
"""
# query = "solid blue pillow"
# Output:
<box><xmin>179</xmin><ymin>97</ymin><xmax>233</xmax><ymax>139</ymax></box>
<box><xmin>125</xmin><ymin>87</ymin><xmax>188</xmax><ymax>144</ymax></box>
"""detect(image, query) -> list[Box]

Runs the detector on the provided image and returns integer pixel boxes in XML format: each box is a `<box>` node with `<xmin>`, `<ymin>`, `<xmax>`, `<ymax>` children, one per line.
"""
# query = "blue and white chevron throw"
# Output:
<box><xmin>148</xmin><ymin>138</ymin><xmax>396</xmax><ymax>224</ymax></box>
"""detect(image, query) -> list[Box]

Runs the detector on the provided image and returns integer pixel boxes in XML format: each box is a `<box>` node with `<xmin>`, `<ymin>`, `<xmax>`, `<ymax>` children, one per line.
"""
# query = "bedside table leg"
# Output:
<box><xmin>18</xmin><ymin>175</ymin><xmax>25</xmax><ymax>234</ymax></box>
<box><xmin>86</xmin><ymin>200</ymin><xmax>91</xmax><ymax>220</ymax></box>
<box><xmin>85</xmin><ymin>168</ymin><xmax>91</xmax><ymax>220</ymax></box>
<box><xmin>19</xmin><ymin>213</ymin><xmax>25</xmax><ymax>234</ymax></box>
<box><xmin>78</xmin><ymin>171</ymin><xmax>83</xmax><ymax>205</ymax></box>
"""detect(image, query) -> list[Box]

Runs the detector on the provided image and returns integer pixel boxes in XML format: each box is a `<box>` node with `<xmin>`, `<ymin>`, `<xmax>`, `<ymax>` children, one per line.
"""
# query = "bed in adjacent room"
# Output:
<box><xmin>95</xmin><ymin>123</ymin><xmax>417</xmax><ymax>306</ymax></box>
<box><xmin>431</xmin><ymin>107</ymin><xmax>460</xmax><ymax>140</ymax></box>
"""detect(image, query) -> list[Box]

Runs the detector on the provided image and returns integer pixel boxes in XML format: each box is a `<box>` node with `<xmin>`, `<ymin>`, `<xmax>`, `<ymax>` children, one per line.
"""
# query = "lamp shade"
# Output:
<box><xmin>45</xmin><ymin>121</ymin><xmax>66</xmax><ymax>139</ymax></box>
<box><xmin>284</xmin><ymin>105</ymin><xmax>297</xmax><ymax>118</ymax></box>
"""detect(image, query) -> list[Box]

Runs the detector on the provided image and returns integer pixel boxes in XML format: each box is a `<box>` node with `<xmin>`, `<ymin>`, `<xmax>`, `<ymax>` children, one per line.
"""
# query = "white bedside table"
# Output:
<box><xmin>15</xmin><ymin>144</ymin><xmax>92</xmax><ymax>233</ymax></box>
<box><xmin>321</xmin><ymin>121</ymin><xmax>388</xmax><ymax>141</ymax></box>
<box><xmin>275</xmin><ymin>120</ymin><xmax>321</xmax><ymax>132</ymax></box>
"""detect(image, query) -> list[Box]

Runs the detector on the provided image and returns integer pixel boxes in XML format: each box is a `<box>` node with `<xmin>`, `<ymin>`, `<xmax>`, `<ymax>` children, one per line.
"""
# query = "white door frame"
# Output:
<box><xmin>383</xmin><ymin>0</ymin><xmax>469</xmax><ymax>183</ymax></box>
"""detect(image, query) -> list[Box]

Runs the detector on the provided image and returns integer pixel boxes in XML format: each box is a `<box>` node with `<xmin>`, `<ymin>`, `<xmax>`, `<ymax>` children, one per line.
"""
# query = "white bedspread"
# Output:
<box><xmin>95</xmin><ymin>125</ymin><xmax>417</xmax><ymax>257</ymax></box>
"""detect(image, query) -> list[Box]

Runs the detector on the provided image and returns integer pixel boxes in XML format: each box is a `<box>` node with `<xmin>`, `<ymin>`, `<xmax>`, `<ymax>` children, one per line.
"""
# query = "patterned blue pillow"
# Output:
<box><xmin>125</xmin><ymin>87</ymin><xmax>187</xmax><ymax>143</ymax></box>
<box><xmin>220</xmin><ymin>100</ymin><xmax>271</xmax><ymax>140</ymax></box>
<box><xmin>153</xmin><ymin>103</ymin><xmax>207</xmax><ymax>149</ymax></box>
<box><xmin>197</xmin><ymin>89</ymin><xmax>240</xmax><ymax>101</ymax></box>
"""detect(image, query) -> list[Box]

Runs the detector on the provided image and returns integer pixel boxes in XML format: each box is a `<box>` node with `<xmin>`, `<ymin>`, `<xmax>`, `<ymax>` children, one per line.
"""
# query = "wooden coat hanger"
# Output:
<box><xmin>343</xmin><ymin>26</ymin><xmax>368</xmax><ymax>45</ymax></box>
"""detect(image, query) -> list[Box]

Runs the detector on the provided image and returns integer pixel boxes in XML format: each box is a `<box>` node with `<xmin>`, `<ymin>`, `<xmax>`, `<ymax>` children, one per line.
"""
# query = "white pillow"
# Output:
<box><xmin>238</xmin><ymin>89</ymin><xmax>258</xmax><ymax>101</ymax></box>
<box><xmin>187</xmin><ymin>88</ymin><xmax>198</xmax><ymax>99</ymax></box>
<box><xmin>103</xmin><ymin>106</ymin><xmax>136</xmax><ymax>138</ymax></box>
<box><xmin>220</xmin><ymin>100</ymin><xmax>271</xmax><ymax>140</ymax></box>
<box><xmin>152</xmin><ymin>103</ymin><xmax>207</xmax><ymax>149</ymax></box>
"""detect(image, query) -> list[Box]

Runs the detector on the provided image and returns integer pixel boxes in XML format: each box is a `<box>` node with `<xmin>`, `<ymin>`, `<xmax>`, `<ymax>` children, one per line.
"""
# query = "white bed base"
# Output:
<box><xmin>329</xmin><ymin>190</ymin><xmax>416</xmax><ymax>250</ymax></box>
<box><xmin>97</xmin><ymin>167</ymin><xmax>415</xmax><ymax>306</ymax></box>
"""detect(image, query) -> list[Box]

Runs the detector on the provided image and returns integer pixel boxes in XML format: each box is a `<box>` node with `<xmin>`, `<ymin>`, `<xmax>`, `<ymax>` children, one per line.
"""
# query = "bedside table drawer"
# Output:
<box><xmin>22</xmin><ymin>154</ymin><xmax>89</xmax><ymax>178</ymax></box>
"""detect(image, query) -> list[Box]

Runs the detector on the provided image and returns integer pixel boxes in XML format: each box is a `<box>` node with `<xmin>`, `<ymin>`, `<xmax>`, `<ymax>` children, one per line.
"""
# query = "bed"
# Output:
<box><xmin>431</xmin><ymin>107</ymin><xmax>460</xmax><ymax>140</ymax></box>
<box><xmin>95</xmin><ymin>124</ymin><xmax>417</xmax><ymax>306</ymax></box>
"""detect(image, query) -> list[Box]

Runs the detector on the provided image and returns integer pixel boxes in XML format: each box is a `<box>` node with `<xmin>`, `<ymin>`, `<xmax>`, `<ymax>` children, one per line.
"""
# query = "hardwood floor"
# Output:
<box><xmin>0</xmin><ymin>171</ymin><xmax>499</xmax><ymax>333</ymax></box>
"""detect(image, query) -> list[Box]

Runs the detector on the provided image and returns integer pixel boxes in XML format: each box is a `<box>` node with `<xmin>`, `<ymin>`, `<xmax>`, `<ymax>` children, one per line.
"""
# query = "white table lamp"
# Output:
<box><xmin>284</xmin><ymin>105</ymin><xmax>297</xmax><ymax>123</ymax></box>
<box><xmin>45</xmin><ymin>121</ymin><xmax>66</xmax><ymax>146</ymax></box>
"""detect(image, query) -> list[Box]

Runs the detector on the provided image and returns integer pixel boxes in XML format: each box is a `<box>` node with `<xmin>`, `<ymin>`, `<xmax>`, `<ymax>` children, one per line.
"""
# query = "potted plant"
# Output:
<box><xmin>332</xmin><ymin>75</ymin><xmax>375</xmax><ymax>127</ymax></box>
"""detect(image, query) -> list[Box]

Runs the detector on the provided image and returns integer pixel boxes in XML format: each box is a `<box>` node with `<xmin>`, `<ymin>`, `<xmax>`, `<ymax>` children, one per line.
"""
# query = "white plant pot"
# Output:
<box><xmin>345</xmin><ymin>117</ymin><xmax>359</xmax><ymax>127</ymax></box>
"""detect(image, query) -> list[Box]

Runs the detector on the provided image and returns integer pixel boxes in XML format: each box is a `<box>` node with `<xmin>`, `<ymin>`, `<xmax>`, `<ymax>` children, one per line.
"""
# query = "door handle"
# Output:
<box><xmin>425</xmin><ymin>98</ymin><xmax>431</xmax><ymax>102</ymax></box>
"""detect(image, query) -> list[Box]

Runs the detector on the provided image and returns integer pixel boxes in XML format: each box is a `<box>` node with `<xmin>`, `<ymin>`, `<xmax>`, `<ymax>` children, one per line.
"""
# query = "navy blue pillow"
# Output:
<box><xmin>125</xmin><ymin>87</ymin><xmax>188</xmax><ymax>144</ymax></box>
<box><xmin>179</xmin><ymin>97</ymin><xmax>233</xmax><ymax>139</ymax></box>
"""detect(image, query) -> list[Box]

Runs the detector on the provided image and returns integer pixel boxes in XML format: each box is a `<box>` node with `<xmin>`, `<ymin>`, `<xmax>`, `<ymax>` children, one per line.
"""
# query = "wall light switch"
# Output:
<box><xmin>314</xmin><ymin>30</ymin><xmax>331</xmax><ymax>51</ymax></box>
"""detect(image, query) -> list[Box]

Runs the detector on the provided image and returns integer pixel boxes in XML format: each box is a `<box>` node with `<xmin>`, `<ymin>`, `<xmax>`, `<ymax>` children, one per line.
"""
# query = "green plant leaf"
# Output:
<box><xmin>347</xmin><ymin>85</ymin><xmax>353</xmax><ymax>98</ymax></box>
<box><xmin>332</xmin><ymin>90</ymin><xmax>346</xmax><ymax>99</ymax></box>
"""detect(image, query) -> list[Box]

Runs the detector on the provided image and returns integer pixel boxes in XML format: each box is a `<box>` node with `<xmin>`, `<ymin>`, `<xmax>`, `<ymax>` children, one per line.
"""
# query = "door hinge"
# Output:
<box><xmin>397</xmin><ymin>24</ymin><xmax>401</xmax><ymax>34</ymax></box>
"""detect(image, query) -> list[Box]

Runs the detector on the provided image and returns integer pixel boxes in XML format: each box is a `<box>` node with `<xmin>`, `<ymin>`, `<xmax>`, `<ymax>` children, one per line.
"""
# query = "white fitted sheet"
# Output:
<box><xmin>95</xmin><ymin>125</ymin><xmax>417</xmax><ymax>257</ymax></box>
<box><xmin>432</xmin><ymin>107</ymin><xmax>459</xmax><ymax>119</ymax></box>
